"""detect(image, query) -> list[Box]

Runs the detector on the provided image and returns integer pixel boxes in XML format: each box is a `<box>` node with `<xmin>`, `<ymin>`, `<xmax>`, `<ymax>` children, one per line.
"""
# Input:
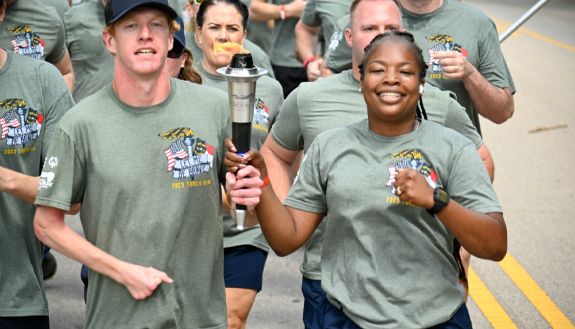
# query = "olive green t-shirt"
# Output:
<box><xmin>271</xmin><ymin>70</ymin><xmax>482</xmax><ymax>280</ymax></box>
<box><xmin>285</xmin><ymin>120</ymin><xmax>501</xmax><ymax>328</ymax></box>
<box><xmin>300</xmin><ymin>0</ymin><xmax>348</xmax><ymax>55</ymax></box>
<box><xmin>35</xmin><ymin>79</ymin><xmax>230</xmax><ymax>329</ymax></box>
<box><xmin>0</xmin><ymin>0</ymin><xmax>66</xmax><ymax>64</ymax></box>
<box><xmin>0</xmin><ymin>50</ymin><xmax>74</xmax><ymax>317</ymax></box>
<box><xmin>242</xmin><ymin>0</ymin><xmax>273</xmax><ymax>53</ymax></box>
<box><xmin>195</xmin><ymin>64</ymin><xmax>283</xmax><ymax>250</ymax></box>
<box><xmin>401</xmin><ymin>0</ymin><xmax>516</xmax><ymax>133</ymax></box>
<box><xmin>65</xmin><ymin>0</ymin><xmax>114</xmax><ymax>102</ymax></box>
<box><xmin>44</xmin><ymin>0</ymin><xmax>69</xmax><ymax>21</ymax></box>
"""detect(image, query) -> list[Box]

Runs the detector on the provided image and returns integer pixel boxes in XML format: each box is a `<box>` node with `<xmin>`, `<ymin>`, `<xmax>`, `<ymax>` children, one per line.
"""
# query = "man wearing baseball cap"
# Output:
<box><xmin>33</xmin><ymin>0</ymin><xmax>263</xmax><ymax>327</ymax></box>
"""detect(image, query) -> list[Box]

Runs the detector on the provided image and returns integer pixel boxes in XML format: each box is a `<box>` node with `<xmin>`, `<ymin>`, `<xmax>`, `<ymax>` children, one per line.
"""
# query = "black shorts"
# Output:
<box><xmin>272</xmin><ymin>64</ymin><xmax>308</xmax><ymax>98</ymax></box>
<box><xmin>0</xmin><ymin>316</ymin><xmax>50</xmax><ymax>329</ymax></box>
<box><xmin>224</xmin><ymin>245</ymin><xmax>268</xmax><ymax>291</ymax></box>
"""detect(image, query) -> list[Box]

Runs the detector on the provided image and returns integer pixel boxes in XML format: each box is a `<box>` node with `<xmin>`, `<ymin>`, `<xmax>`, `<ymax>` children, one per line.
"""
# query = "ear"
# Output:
<box><xmin>344</xmin><ymin>27</ymin><xmax>352</xmax><ymax>48</ymax></box>
<box><xmin>168</xmin><ymin>32</ymin><xmax>174</xmax><ymax>52</ymax></box>
<box><xmin>102</xmin><ymin>29</ymin><xmax>117</xmax><ymax>56</ymax></box>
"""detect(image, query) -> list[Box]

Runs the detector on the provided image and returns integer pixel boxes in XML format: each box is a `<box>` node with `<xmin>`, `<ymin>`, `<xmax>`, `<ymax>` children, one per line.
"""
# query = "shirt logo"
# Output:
<box><xmin>0</xmin><ymin>98</ymin><xmax>43</xmax><ymax>147</ymax></box>
<box><xmin>8</xmin><ymin>25</ymin><xmax>46</xmax><ymax>59</ymax></box>
<box><xmin>159</xmin><ymin>127</ymin><xmax>215</xmax><ymax>180</ymax></box>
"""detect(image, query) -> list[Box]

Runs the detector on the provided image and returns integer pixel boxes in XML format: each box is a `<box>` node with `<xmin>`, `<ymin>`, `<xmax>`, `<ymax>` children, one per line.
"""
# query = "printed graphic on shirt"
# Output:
<box><xmin>426</xmin><ymin>34</ymin><xmax>468</xmax><ymax>80</ymax></box>
<box><xmin>386</xmin><ymin>149</ymin><xmax>440</xmax><ymax>197</ymax></box>
<box><xmin>252</xmin><ymin>98</ymin><xmax>270</xmax><ymax>133</ymax></box>
<box><xmin>7</xmin><ymin>25</ymin><xmax>46</xmax><ymax>59</ymax></box>
<box><xmin>159</xmin><ymin>127</ymin><xmax>215</xmax><ymax>181</ymax></box>
<box><xmin>0</xmin><ymin>98</ymin><xmax>43</xmax><ymax>152</ymax></box>
<box><xmin>38</xmin><ymin>157</ymin><xmax>58</xmax><ymax>190</ymax></box>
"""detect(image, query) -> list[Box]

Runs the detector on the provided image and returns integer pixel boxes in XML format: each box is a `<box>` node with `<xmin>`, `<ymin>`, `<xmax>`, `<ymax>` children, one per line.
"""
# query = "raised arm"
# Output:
<box><xmin>434</xmin><ymin>50</ymin><xmax>514</xmax><ymax>124</ymax></box>
<box><xmin>249</xmin><ymin>0</ymin><xmax>306</xmax><ymax>22</ymax></box>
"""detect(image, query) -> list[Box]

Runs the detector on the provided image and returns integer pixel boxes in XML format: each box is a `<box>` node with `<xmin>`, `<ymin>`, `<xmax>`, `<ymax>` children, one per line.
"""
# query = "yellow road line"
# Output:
<box><xmin>499</xmin><ymin>254</ymin><xmax>575</xmax><ymax>328</ymax></box>
<box><xmin>492</xmin><ymin>17</ymin><xmax>575</xmax><ymax>53</ymax></box>
<box><xmin>469</xmin><ymin>267</ymin><xmax>518</xmax><ymax>328</ymax></box>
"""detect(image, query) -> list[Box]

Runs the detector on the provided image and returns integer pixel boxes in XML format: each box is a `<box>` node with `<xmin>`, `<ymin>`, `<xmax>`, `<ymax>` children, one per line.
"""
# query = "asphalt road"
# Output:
<box><xmin>45</xmin><ymin>1</ymin><xmax>575</xmax><ymax>328</ymax></box>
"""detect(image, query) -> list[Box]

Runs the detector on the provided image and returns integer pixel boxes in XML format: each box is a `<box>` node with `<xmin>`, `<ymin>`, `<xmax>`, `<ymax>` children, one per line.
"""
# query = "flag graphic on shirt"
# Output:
<box><xmin>8</xmin><ymin>25</ymin><xmax>46</xmax><ymax>59</ymax></box>
<box><xmin>0</xmin><ymin>98</ymin><xmax>43</xmax><ymax>146</ymax></box>
<box><xmin>426</xmin><ymin>34</ymin><xmax>468</xmax><ymax>75</ymax></box>
<box><xmin>159</xmin><ymin>127</ymin><xmax>215</xmax><ymax>179</ymax></box>
<box><xmin>386</xmin><ymin>148</ymin><xmax>440</xmax><ymax>195</ymax></box>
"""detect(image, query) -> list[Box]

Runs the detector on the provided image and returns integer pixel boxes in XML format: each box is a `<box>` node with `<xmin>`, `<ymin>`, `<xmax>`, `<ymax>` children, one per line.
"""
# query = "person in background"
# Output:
<box><xmin>0</xmin><ymin>0</ymin><xmax>75</xmax><ymax>92</ymax></box>
<box><xmin>32</xmin><ymin>0</ymin><xmax>262</xmax><ymax>327</ymax></box>
<box><xmin>0</xmin><ymin>0</ymin><xmax>75</xmax><ymax>327</ymax></box>
<box><xmin>249</xmin><ymin>0</ymin><xmax>307</xmax><ymax>97</ymax></box>
<box><xmin>194</xmin><ymin>0</ymin><xmax>283</xmax><ymax>327</ymax></box>
<box><xmin>325</xmin><ymin>0</ymin><xmax>515</xmax><ymax>134</ymax></box>
<box><xmin>294</xmin><ymin>0</ymin><xmax>347</xmax><ymax>81</ymax></box>
<box><xmin>228</xmin><ymin>30</ymin><xmax>507</xmax><ymax>329</ymax></box>
<box><xmin>184</xmin><ymin>0</ymin><xmax>275</xmax><ymax>78</ymax></box>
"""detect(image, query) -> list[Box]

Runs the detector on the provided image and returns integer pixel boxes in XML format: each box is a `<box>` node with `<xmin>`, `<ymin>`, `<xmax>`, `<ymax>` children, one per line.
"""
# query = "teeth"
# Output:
<box><xmin>137</xmin><ymin>49</ymin><xmax>154</xmax><ymax>54</ymax></box>
<box><xmin>378</xmin><ymin>92</ymin><xmax>401</xmax><ymax>100</ymax></box>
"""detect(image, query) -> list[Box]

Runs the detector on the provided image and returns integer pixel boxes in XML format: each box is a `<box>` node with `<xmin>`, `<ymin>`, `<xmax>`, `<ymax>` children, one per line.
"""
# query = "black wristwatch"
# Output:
<box><xmin>427</xmin><ymin>187</ymin><xmax>450</xmax><ymax>215</ymax></box>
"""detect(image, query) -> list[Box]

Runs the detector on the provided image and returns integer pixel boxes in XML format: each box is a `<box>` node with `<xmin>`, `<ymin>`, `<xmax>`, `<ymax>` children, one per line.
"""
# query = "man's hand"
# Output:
<box><xmin>306</xmin><ymin>58</ymin><xmax>324</xmax><ymax>81</ymax></box>
<box><xmin>434</xmin><ymin>50</ymin><xmax>475</xmax><ymax>80</ymax></box>
<box><xmin>119</xmin><ymin>263</ymin><xmax>173</xmax><ymax>300</ymax></box>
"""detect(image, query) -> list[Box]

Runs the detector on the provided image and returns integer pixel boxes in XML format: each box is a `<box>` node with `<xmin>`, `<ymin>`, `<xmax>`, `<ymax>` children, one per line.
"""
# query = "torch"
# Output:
<box><xmin>217</xmin><ymin>53</ymin><xmax>267</xmax><ymax>230</ymax></box>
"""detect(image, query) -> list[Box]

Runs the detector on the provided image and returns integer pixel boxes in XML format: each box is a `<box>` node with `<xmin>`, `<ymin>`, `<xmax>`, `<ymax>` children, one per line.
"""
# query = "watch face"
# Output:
<box><xmin>437</xmin><ymin>188</ymin><xmax>449</xmax><ymax>204</ymax></box>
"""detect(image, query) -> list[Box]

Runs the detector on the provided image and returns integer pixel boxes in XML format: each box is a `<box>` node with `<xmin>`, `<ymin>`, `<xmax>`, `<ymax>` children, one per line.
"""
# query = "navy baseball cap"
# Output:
<box><xmin>105</xmin><ymin>0</ymin><xmax>179</xmax><ymax>25</ymax></box>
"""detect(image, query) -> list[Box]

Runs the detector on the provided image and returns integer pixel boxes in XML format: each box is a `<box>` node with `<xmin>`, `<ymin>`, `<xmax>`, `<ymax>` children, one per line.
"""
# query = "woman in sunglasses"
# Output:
<box><xmin>194</xmin><ymin>0</ymin><xmax>284</xmax><ymax>328</ymax></box>
<box><xmin>166</xmin><ymin>16</ymin><xmax>203</xmax><ymax>84</ymax></box>
<box><xmin>227</xmin><ymin>31</ymin><xmax>507</xmax><ymax>328</ymax></box>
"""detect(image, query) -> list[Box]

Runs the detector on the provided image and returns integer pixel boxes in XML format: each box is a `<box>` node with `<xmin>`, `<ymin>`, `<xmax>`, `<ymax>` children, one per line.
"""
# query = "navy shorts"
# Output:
<box><xmin>322</xmin><ymin>297</ymin><xmax>472</xmax><ymax>329</ymax></box>
<box><xmin>224</xmin><ymin>245</ymin><xmax>268</xmax><ymax>291</ymax></box>
<box><xmin>0</xmin><ymin>316</ymin><xmax>50</xmax><ymax>329</ymax></box>
<box><xmin>302</xmin><ymin>277</ymin><xmax>326</xmax><ymax>329</ymax></box>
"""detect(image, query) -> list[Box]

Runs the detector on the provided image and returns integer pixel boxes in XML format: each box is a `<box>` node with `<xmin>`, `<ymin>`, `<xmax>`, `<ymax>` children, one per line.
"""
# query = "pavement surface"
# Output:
<box><xmin>45</xmin><ymin>1</ymin><xmax>575</xmax><ymax>328</ymax></box>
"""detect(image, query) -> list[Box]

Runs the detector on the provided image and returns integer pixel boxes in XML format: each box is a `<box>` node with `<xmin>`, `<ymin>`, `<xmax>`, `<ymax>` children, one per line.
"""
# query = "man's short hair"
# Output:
<box><xmin>350</xmin><ymin>0</ymin><xmax>399</xmax><ymax>17</ymax></box>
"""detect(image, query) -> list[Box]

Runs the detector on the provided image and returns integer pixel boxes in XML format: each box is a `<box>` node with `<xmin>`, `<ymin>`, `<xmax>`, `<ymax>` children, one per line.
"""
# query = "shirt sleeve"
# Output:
<box><xmin>35</xmin><ymin>125</ymin><xmax>86</xmax><ymax>211</ymax></box>
<box><xmin>446</xmin><ymin>142</ymin><xmax>502</xmax><ymax>214</ymax></box>
<box><xmin>39</xmin><ymin>63</ymin><xmax>75</xmax><ymax>160</ymax></box>
<box><xmin>300</xmin><ymin>0</ymin><xmax>321</xmax><ymax>28</ymax></box>
<box><xmin>270</xmin><ymin>88</ymin><xmax>304</xmax><ymax>151</ymax></box>
<box><xmin>45</xmin><ymin>11</ymin><xmax>67</xmax><ymax>65</ymax></box>
<box><xmin>284</xmin><ymin>139</ymin><xmax>327</xmax><ymax>213</ymax></box>
<box><xmin>478</xmin><ymin>18</ymin><xmax>515</xmax><ymax>93</ymax></box>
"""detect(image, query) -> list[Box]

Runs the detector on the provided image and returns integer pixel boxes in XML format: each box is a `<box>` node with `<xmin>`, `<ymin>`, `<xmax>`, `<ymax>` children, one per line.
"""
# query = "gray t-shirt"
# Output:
<box><xmin>271</xmin><ymin>69</ymin><xmax>482</xmax><ymax>280</ymax></box>
<box><xmin>0</xmin><ymin>50</ymin><xmax>74</xmax><ymax>317</ymax></box>
<box><xmin>401</xmin><ymin>0</ymin><xmax>516</xmax><ymax>132</ymax></box>
<box><xmin>300</xmin><ymin>0</ymin><xmax>348</xmax><ymax>55</ymax></box>
<box><xmin>285</xmin><ymin>119</ymin><xmax>501</xmax><ymax>328</ymax></box>
<box><xmin>195</xmin><ymin>64</ymin><xmax>284</xmax><ymax>249</ymax></box>
<box><xmin>65</xmin><ymin>0</ymin><xmax>114</xmax><ymax>102</ymax></box>
<box><xmin>0</xmin><ymin>0</ymin><xmax>67</xmax><ymax>64</ymax></box>
<box><xmin>35</xmin><ymin>79</ymin><xmax>230</xmax><ymax>329</ymax></box>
